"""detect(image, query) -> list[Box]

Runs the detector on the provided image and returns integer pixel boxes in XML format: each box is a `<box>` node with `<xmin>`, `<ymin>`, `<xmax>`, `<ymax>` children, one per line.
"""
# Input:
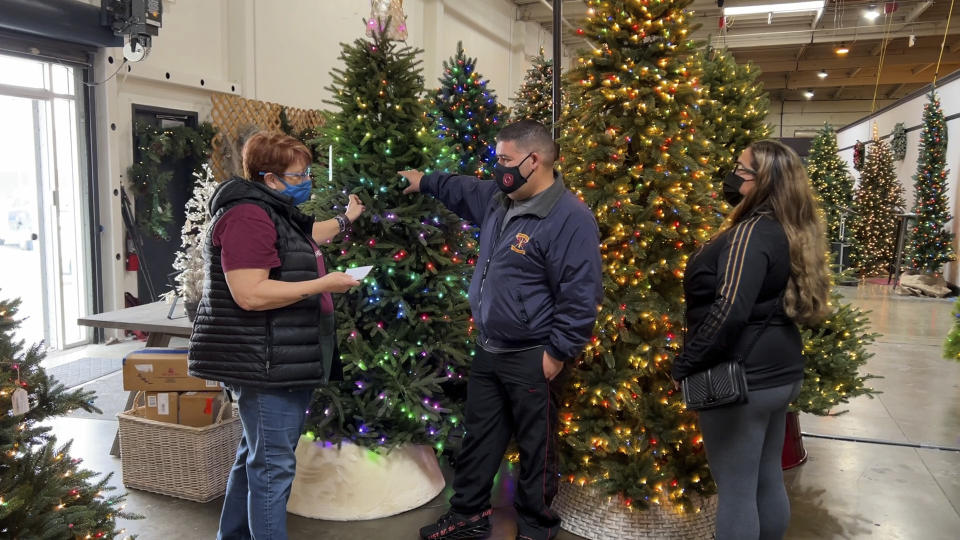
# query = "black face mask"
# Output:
<box><xmin>493</xmin><ymin>153</ymin><xmax>533</xmax><ymax>194</ymax></box>
<box><xmin>722</xmin><ymin>171</ymin><xmax>745</xmax><ymax>206</ymax></box>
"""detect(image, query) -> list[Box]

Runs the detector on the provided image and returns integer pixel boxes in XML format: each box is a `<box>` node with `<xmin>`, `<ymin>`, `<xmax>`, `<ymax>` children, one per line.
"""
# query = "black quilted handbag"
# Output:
<box><xmin>682</xmin><ymin>295</ymin><xmax>782</xmax><ymax>411</ymax></box>
<box><xmin>681</xmin><ymin>359</ymin><xmax>749</xmax><ymax>410</ymax></box>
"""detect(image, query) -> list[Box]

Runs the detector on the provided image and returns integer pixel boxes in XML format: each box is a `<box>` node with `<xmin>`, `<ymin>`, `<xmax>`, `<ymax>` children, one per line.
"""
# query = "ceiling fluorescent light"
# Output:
<box><xmin>863</xmin><ymin>8</ymin><xmax>881</xmax><ymax>21</ymax></box>
<box><xmin>723</xmin><ymin>1</ymin><xmax>825</xmax><ymax>16</ymax></box>
<box><xmin>803</xmin><ymin>90</ymin><xmax>815</xmax><ymax>99</ymax></box>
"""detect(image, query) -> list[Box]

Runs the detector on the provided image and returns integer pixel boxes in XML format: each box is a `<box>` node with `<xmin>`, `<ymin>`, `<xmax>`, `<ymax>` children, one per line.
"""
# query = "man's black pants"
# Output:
<box><xmin>450</xmin><ymin>345</ymin><xmax>561</xmax><ymax>540</ymax></box>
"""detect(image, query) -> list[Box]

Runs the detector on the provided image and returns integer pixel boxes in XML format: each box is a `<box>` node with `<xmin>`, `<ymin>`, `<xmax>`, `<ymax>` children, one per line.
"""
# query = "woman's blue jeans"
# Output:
<box><xmin>216</xmin><ymin>385</ymin><xmax>315</xmax><ymax>540</ymax></box>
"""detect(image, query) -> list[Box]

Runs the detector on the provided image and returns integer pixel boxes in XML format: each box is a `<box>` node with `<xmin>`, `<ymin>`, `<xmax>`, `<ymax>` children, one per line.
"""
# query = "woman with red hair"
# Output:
<box><xmin>188</xmin><ymin>131</ymin><xmax>364</xmax><ymax>539</ymax></box>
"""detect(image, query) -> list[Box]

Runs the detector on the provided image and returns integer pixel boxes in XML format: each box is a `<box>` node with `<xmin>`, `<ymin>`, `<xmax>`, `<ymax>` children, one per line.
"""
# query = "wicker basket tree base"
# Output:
<box><xmin>287</xmin><ymin>438</ymin><xmax>445</xmax><ymax>520</ymax></box>
<box><xmin>553</xmin><ymin>483</ymin><xmax>717</xmax><ymax>540</ymax></box>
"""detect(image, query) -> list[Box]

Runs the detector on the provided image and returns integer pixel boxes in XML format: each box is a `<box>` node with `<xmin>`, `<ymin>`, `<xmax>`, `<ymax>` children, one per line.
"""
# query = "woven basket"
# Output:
<box><xmin>117</xmin><ymin>393</ymin><xmax>241</xmax><ymax>502</ymax></box>
<box><xmin>553</xmin><ymin>483</ymin><xmax>717</xmax><ymax>540</ymax></box>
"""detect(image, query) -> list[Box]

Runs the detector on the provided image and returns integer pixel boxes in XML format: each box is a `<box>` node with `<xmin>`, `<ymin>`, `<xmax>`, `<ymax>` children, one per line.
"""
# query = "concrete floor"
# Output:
<box><xmin>45</xmin><ymin>284</ymin><xmax>960</xmax><ymax>539</ymax></box>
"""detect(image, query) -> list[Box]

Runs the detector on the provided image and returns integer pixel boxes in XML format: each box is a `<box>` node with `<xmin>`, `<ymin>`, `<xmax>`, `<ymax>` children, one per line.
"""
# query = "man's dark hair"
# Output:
<box><xmin>497</xmin><ymin>119</ymin><xmax>557</xmax><ymax>163</ymax></box>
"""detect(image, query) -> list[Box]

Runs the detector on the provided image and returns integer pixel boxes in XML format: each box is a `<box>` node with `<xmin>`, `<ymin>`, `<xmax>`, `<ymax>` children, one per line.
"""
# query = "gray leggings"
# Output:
<box><xmin>698</xmin><ymin>381</ymin><xmax>802</xmax><ymax>540</ymax></box>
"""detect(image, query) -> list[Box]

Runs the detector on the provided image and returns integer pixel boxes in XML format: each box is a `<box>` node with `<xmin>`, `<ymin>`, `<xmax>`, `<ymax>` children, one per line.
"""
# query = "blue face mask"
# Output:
<box><xmin>278</xmin><ymin>178</ymin><xmax>312</xmax><ymax>206</ymax></box>
<box><xmin>261</xmin><ymin>169</ymin><xmax>313</xmax><ymax>205</ymax></box>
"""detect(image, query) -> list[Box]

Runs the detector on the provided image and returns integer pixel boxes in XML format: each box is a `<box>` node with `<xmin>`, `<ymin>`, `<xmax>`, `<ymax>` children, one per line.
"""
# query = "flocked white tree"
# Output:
<box><xmin>165</xmin><ymin>164</ymin><xmax>217</xmax><ymax>306</ymax></box>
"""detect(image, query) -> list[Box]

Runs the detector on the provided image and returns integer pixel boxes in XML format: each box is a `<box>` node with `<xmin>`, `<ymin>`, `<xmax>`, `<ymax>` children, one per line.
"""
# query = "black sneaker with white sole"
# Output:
<box><xmin>419</xmin><ymin>508</ymin><xmax>493</xmax><ymax>540</ymax></box>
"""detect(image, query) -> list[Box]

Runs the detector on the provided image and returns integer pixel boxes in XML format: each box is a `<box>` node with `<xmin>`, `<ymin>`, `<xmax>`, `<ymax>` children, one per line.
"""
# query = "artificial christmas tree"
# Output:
<box><xmin>165</xmin><ymin>164</ymin><xmax>217</xmax><ymax>320</ymax></box>
<box><xmin>907</xmin><ymin>92</ymin><xmax>955</xmax><ymax>275</ymax></box>
<box><xmin>782</xmin><ymin>289</ymin><xmax>878</xmax><ymax>468</ymax></box>
<box><xmin>699</xmin><ymin>45</ymin><xmax>771</xmax><ymax>181</ymax></box>
<box><xmin>850</xmin><ymin>139</ymin><xmax>904</xmax><ymax>276</ymax></box>
<box><xmin>300</xmin><ymin>23</ymin><xmax>472</xmax><ymax>452</ymax></box>
<box><xmin>795</xmin><ymin>291</ymin><xmax>878</xmax><ymax>415</ymax></box>
<box><xmin>292</xmin><ymin>20</ymin><xmax>475</xmax><ymax>521</ymax></box>
<box><xmin>513</xmin><ymin>48</ymin><xmax>555</xmax><ymax>126</ymax></box>
<box><xmin>431</xmin><ymin>41</ymin><xmax>504</xmax><ymax>177</ymax></box>
<box><xmin>554</xmin><ymin>0</ymin><xmax>722</xmax><ymax>534</ymax></box>
<box><xmin>0</xmin><ymin>293</ymin><xmax>138</xmax><ymax>537</ymax></box>
<box><xmin>808</xmin><ymin>124</ymin><xmax>855</xmax><ymax>244</ymax></box>
<box><xmin>943</xmin><ymin>297</ymin><xmax>960</xmax><ymax>360</ymax></box>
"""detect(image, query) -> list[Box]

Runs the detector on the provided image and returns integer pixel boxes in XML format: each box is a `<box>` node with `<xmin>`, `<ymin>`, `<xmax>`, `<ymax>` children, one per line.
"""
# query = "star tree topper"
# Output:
<box><xmin>367</xmin><ymin>0</ymin><xmax>408</xmax><ymax>41</ymax></box>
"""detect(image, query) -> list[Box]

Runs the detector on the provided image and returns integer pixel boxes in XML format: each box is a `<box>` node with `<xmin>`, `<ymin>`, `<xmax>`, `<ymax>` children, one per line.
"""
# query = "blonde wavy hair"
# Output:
<box><xmin>720</xmin><ymin>139</ymin><xmax>831</xmax><ymax>326</ymax></box>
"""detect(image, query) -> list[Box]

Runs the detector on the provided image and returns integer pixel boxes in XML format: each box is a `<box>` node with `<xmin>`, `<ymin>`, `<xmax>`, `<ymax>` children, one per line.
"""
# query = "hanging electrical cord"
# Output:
<box><xmin>932</xmin><ymin>0</ymin><xmax>957</xmax><ymax>88</ymax></box>
<box><xmin>870</xmin><ymin>11</ymin><xmax>896</xmax><ymax>114</ymax></box>
<box><xmin>803</xmin><ymin>432</ymin><xmax>960</xmax><ymax>453</ymax></box>
<box><xmin>80</xmin><ymin>58</ymin><xmax>129</xmax><ymax>87</ymax></box>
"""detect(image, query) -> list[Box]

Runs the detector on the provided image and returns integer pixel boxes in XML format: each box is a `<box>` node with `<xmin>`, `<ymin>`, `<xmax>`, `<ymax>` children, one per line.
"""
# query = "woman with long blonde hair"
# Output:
<box><xmin>673</xmin><ymin>140</ymin><xmax>830</xmax><ymax>539</ymax></box>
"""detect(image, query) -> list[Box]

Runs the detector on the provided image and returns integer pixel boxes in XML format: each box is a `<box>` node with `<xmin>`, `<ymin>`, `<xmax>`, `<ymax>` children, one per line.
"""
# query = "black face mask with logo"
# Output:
<box><xmin>493</xmin><ymin>153</ymin><xmax>533</xmax><ymax>194</ymax></box>
<box><xmin>722</xmin><ymin>171</ymin><xmax>745</xmax><ymax>206</ymax></box>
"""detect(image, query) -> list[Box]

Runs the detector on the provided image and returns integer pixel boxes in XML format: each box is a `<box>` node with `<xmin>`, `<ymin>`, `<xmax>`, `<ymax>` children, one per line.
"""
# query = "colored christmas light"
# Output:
<box><xmin>907</xmin><ymin>92</ymin><xmax>955</xmax><ymax>274</ymax></box>
<box><xmin>431</xmin><ymin>42</ymin><xmax>503</xmax><ymax>178</ymax></box>
<box><xmin>296</xmin><ymin>27</ymin><xmax>475</xmax><ymax>448</ymax></box>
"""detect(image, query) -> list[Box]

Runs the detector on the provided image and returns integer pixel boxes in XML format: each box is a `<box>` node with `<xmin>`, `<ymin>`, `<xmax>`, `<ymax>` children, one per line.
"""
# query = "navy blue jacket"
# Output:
<box><xmin>421</xmin><ymin>171</ymin><xmax>603</xmax><ymax>361</ymax></box>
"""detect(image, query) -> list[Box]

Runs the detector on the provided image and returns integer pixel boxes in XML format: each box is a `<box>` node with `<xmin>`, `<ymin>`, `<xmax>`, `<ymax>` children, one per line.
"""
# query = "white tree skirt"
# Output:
<box><xmin>287</xmin><ymin>437</ymin><xmax>446</xmax><ymax>520</ymax></box>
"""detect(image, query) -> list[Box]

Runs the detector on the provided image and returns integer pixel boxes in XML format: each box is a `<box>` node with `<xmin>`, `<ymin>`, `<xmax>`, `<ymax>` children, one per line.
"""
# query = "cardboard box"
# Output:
<box><xmin>122</xmin><ymin>349</ymin><xmax>221</xmax><ymax>392</ymax></box>
<box><xmin>178</xmin><ymin>391</ymin><xmax>231</xmax><ymax>427</ymax></box>
<box><xmin>142</xmin><ymin>391</ymin><xmax>178</xmax><ymax>423</ymax></box>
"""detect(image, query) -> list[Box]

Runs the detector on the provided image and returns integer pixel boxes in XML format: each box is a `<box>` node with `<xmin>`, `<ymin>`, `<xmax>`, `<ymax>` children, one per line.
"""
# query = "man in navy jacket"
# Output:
<box><xmin>402</xmin><ymin>120</ymin><xmax>603</xmax><ymax>540</ymax></box>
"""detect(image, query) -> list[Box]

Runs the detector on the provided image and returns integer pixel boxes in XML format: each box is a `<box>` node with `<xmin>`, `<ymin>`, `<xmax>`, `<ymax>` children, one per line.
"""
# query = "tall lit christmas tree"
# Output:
<box><xmin>808</xmin><ymin>124</ymin><xmax>855</xmax><ymax>244</ymax></box>
<box><xmin>513</xmin><ymin>48</ymin><xmax>555</xmax><ymax>126</ymax></box>
<box><xmin>431</xmin><ymin>41</ymin><xmax>503</xmax><ymax>178</ymax></box>
<box><xmin>699</xmin><ymin>45</ymin><xmax>771</xmax><ymax>181</ymax></box>
<box><xmin>908</xmin><ymin>92</ymin><xmax>955</xmax><ymax>274</ymax></box>
<box><xmin>850</xmin><ymin>139</ymin><xmax>904</xmax><ymax>276</ymax></box>
<box><xmin>300</xmin><ymin>23</ymin><xmax>475</xmax><ymax>450</ymax></box>
<box><xmin>558</xmin><ymin>0</ymin><xmax>721</xmax><ymax>509</ymax></box>
<box><xmin>0</xmin><ymin>293</ymin><xmax>138</xmax><ymax>537</ymax></box>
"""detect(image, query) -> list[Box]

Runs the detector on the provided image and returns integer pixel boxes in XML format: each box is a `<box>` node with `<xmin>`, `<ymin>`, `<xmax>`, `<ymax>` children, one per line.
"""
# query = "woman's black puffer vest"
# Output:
<box><xmin>188</xmin><ymin>177</ymin><xmax>336</xmax><ymax>388</ymax></box>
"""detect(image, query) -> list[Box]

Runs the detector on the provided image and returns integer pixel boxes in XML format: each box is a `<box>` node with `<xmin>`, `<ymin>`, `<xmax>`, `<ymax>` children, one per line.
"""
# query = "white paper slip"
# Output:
<box><xmin>346</xmin><ymin>266</ymin><xmax>373</xmax><ymax>280</ymax></box>
<box><xmin>11</xmin><ymin>388</ymin><xmax>30</xmax><ymax>415</ymax></box>
<box><xmin>157</xmin><ymin>393</ymin><xmax>170</xmax><ymax>415</ymax></box>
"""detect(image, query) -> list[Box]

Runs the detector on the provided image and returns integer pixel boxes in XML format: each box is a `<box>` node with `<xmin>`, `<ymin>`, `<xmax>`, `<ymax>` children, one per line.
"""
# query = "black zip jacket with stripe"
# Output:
<box><xmin>672</xmin><ymin>213</ymin><xmax>804</xmax><ymax>390</ymax></box>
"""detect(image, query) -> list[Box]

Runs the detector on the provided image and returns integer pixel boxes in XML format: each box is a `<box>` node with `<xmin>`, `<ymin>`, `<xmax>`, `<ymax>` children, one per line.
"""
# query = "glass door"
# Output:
<box><xmin>0</xmin><ymin>54</ymin><xmax>91</xmax><ymax>349</ymax></box>
<box><xmin>0</xmin><ymin>94</ymin><xmax>46</xmax><ymax>345</ymax></box>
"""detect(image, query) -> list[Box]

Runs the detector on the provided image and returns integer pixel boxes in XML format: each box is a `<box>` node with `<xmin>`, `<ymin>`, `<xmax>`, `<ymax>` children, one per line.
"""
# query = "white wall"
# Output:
<box><xmin>251</xmin><ymin>0</ymin><xmax>406</xmax><ymax>109</ymax></box>
<box><xmin>242</xmin><ymin>0</ymin><xmax>552</xmax><ymax>109</ymax></box>
<box><xmin>92</xmin><ymin>0</ymin><xmax>555</xmax><ymax>312</ymax></box>
<box><xmin>836</xmin><ymin>76</ymin><xmax>960</xmax><ymax>283</ymax></box>
<box><xmin>766</xmin><ymin>99</ymin><xmax>896</xmax><ymax>138</ymax></box>
<box><xmin>438</xmin><ymin>1</ymin><xmax>553</xmax><ymax>108</ymax></box>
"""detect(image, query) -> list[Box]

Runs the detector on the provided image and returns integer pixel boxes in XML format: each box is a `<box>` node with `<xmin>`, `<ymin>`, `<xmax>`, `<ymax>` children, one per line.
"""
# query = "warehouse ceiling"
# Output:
<box><xmin>513</xmin><ymin>0</ymin><xmax>960</xmax><ymax>101</ymax></box>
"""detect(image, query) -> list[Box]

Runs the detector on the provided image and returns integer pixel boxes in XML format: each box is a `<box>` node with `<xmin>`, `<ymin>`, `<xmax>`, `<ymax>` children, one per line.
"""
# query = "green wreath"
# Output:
<box><xmin>853</xmin><ymin>140</ymin><xmax>865</xmax><ymax>171</ymax></box>
<box><xmin>127</xmin><ymin>121</ymin><xmax>216</xmax><ymax>239</ymax></box>
<box><xmin>891</xmin><ymin>122</ymin><xmax>907</xmax><ymax>161</ymax></box>
<box><xmin>279</xmin><ymin>105</ymin><xmax>323</xmax><ymax>149</ymax></box>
